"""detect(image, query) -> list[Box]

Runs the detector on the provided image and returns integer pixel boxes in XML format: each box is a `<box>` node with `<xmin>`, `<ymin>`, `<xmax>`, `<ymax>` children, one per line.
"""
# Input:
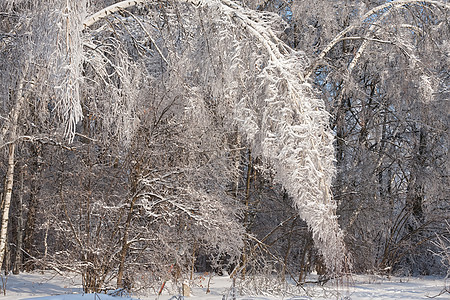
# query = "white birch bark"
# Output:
<box><xmin>0</xmin><ymin>143</ymin><xmax>16</xmax><ymax>272</ymax></box>
<box><xmin>0</xmin><ymin>64</ymin><xmax>28</xmax><ymax>272</ymax></box>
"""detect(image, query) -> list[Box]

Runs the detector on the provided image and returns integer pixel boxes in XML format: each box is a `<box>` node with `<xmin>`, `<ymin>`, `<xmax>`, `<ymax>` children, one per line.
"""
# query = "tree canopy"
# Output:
<box><xmin>1</xmin><ymin>0</ymin><xmax>448</xmax><ymax>293</ymax></box>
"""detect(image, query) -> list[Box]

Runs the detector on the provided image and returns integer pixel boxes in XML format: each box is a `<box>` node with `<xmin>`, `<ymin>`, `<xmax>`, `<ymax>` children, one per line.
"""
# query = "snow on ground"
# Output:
<box><xmin>0</xmin><ymin>271</ymin><xmax>448</xmax><ymax>300</ymax></box>
<box><xmin>0</xmin><ymin>272</ymin><xmax>82</xmax><ymax>299</ymax></box>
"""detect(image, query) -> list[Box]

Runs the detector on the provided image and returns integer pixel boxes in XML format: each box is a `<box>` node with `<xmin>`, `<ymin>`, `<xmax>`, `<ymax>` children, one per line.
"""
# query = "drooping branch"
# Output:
<box><xmin>83</xmin><ymin>0</ymin><xmax>345</xmax><ymax>273</ymax></box>
<box><xmin>83</xmin><ymin>0</ymin><xmax>147</xmax><ymax>28</ymax></box>
<box><xmin>305</xmin><ymin>0</ymin><xmax>450</xmax><ymax>79</ymax></box>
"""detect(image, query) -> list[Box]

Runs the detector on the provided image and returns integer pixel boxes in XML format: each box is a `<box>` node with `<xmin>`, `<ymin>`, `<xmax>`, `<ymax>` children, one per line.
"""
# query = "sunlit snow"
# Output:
<box><xmin>1</xmin><ymin>271</ymin><xmax>447</xmax><ymax>300</ymax></box>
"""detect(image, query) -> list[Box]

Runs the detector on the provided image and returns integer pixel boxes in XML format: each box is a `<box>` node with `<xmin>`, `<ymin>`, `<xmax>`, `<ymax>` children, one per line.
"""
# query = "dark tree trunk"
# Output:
<box><xmin>23</xmin><ymin>144</ymin><xmax>42</xmax><ymax>271</ymax></box>
<box><xmin>12</xmin><ymin>163</ymin><xmax>24</xmax><ymax>274</ymax></box>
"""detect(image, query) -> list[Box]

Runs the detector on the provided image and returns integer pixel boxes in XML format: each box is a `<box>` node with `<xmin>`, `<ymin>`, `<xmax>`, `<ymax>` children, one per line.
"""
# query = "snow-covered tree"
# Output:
<box><xmin>1</xmin><ymin>0</ymin><xmax>448</xmax><ymax>292</ymax></box>
<box><xmin>284</xmin><ymin>0</ymin><xmax>449</xmax><ymax>274</ymax></box>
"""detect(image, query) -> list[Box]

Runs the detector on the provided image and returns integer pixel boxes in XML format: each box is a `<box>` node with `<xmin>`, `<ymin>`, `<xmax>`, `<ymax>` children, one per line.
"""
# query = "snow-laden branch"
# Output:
<box><xmin>83</xmin><ymin>0</ymin><xmax>147</xmax><ymax>28</ymax></box>
<box><xmin>305</xmin><ymin>0</ymin><xmax>450</xmax><ymax>79</ymax></box>
<box><xmin>83</xmin><ymin>0</ymin><xmax>346</xmax><ymax>273</ymax></box>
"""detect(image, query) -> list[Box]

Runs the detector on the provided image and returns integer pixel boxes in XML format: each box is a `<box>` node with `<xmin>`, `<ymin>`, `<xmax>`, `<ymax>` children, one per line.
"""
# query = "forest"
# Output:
<box><xmin>0</xmin><ymin>0</ymin><xmax>449</xmax><ymax>295</ymax></box>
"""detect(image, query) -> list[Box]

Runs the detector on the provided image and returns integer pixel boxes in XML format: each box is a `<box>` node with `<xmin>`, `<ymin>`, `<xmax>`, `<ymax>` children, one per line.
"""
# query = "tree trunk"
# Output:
<box><xmin>240</xmin><ymin>150</ymin><xmax>253</xmax><ymax>278</ymax></box>
<box><xmin>0</xmin><ymin>63</ymin><xmax>28</xmax><ymax>273</ymax></box>
<box><xmin>0</xmin><ymin>143</ymin><xmax>16</xmax><ymax>272</ymax></box>
<box><xmin>116</xmin><ymin>231</ymin><xmax>129</xmax><ymax>289</ymax></box>
<box><xmin>12</xmin><ymin>164</ymin><xmax>24</xmax><ymax>274</ymax></box>
<box><xmin>412</xmin><ymin>128</ymin><xmax>427</xmax><ymax>221</ymax></box>
<box><xmin>23</xmin><ymin>148</ymin><xmax>41</xmax><ymax>271</ymax></box>
<box><xmin>21</xmin><ymin>141</ymin><xmax>44</xmax><ymax>271</ymax></box>
<box><xmin>117</xmin><ymin>194</ymin><xmax>138</xmax><ymax>289</ymax></box>
<box><xmin>281</xmin><ymin>216</ymin><xmax>297</xmax><ymax>281</ymax></box>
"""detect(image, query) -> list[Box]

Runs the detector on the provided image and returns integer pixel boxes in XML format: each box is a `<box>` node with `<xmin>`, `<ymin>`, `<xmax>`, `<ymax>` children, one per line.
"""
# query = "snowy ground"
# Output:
<box><xmin>0</xmin><ymin>271</ymin><xmax>448</xmax><ymax>300</ymax></box>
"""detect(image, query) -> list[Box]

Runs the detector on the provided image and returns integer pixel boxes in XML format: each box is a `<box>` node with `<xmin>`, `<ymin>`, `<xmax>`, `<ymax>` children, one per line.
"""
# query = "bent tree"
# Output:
<box><xmin>82</xmin><ymin>0</ymin><xmax>346</xmax><ymax>274</ymax></box>
<box><xmin>1</xmin><ymin>0</ymin><xmax>448</xmax><ymax>289</ymax></box>
<box><xmin>0</xmin><ymin>0</ymin><xmax>344</xmax><ymax>278</ymax></box>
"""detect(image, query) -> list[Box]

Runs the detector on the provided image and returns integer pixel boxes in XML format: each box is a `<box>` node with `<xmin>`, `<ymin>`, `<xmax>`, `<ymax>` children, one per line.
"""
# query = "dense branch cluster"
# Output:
<box><xmin>0</xmin><ymin>0</ymin><xmax>448</xmax><ymax>294</ymax></box>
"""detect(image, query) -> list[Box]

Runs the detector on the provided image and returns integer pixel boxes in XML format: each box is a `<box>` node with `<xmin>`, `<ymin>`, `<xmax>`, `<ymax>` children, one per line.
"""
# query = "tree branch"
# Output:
<box><xmin>305</xmin><ymin>0</ymin><xmax>450</xmax><ymax>79</ymax></box>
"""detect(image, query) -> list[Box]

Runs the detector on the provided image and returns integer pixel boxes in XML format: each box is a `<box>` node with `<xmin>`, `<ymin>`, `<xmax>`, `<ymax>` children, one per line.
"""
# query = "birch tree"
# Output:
<box><xmin>0</xmin><ymin>0</ymin><xmax>344</xmax><ymax>278</ymax></box>
<box><xmin>0</xmin><ymin>0</ymin><xmax>87</xmax><ymax>273</ymax></box>
<box><xmin>79</xmin><ymin>0</ymin><xmax>346</xmax><ymax>275</ymax></box>
<box><xmin>284</xmin><ymin>0</ymin><xmax>449</xmax><ymax>274</ymax></box>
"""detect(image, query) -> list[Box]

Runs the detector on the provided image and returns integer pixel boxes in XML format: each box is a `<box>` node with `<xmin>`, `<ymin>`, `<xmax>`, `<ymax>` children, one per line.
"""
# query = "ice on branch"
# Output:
<box><xmin>81</xmin><ymin>0</ymin><xmax>347</xmax><ymax>273</ymax></box>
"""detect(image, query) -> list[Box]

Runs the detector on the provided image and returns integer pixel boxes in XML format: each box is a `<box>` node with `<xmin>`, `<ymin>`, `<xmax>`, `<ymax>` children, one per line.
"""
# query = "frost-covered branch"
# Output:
<box><xmin>83</xmin><ymin>0</ymin><xmax>147</xmax><ymax>28</ymax></box>
<box><xmin>305</xmin><ymin>0</ymin><xmax>450</xmax><ymax>79</ymax></box>
<box><xmin>82</xmin><ymin>0</ymin><xmax>347</xmax><ymax>273</ymax></box>
<box><xmin>431</xmin><ymin>222</ymin><xmax>450</xmax><ymax>278</ymax></box>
